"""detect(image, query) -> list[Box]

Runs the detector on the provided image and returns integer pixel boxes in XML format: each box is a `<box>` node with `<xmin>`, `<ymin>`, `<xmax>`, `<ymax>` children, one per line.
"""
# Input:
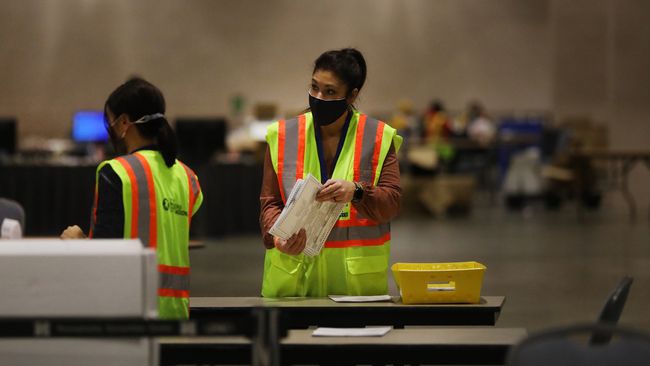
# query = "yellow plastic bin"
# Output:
<box><xmin>391</xmin><ymin>262</ymin><xmax>486</xmax><ymax>304</ymax></box>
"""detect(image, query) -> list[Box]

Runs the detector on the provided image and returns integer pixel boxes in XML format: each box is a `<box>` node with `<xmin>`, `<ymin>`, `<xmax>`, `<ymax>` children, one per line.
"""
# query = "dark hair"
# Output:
<box><xmin>313</xmin><ymin>48</ymin><xmax>367</xmax><ymax>97</ymax></box>
<box><xmin>105</xmin><ymin>77</ymin><xmax>177</xmax><ymax>167</ymax></box>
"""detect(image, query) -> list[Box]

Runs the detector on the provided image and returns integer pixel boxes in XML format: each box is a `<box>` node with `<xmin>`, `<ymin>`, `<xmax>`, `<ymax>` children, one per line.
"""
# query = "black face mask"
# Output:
<box><xmin>309</xmin><ymin>93</ymin><xmax>348</xmax><ymax>126</ymax></box>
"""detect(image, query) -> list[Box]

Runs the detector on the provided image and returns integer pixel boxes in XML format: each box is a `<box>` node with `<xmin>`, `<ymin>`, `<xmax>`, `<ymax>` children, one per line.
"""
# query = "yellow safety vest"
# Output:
<box><xmin>89</xmin><ymin>150</ymin><xmax>203</xmax><ymax>318</ymax></box>
<box><xmin>262</xmin><ymin>111</ymin><xmax>402</xmax><ymax>297</ymax></box>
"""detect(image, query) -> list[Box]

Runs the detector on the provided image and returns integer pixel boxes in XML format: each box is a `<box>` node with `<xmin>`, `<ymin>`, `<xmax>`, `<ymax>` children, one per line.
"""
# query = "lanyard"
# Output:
<box><xmin>313</xmin><ymin>111</ymin><xmax>352</xmax><ymax>183</ymax></box>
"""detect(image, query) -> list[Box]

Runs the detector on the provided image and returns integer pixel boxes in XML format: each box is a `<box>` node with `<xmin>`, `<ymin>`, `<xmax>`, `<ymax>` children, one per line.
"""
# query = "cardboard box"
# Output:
<box><xmin>418</xmin><ymin>175</ymin><xmax>476</xmax><ymax>216</ymax></box>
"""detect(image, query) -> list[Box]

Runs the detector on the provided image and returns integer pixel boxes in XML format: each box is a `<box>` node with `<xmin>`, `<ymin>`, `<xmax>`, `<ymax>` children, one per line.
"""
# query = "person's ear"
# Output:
<box><xmin>114</xmin><ymin>114</ymin><xmax>130</xmax><ymax>136</ymax></box>
<box><xmin>117</xmin><ymin>113</ymin><xmax>131</xmax><ymax>126</ymax></box>
<box><xmin>347</xmin><ymin>88</ymin><xmax>359</xmax><ymax>105</ymax></box>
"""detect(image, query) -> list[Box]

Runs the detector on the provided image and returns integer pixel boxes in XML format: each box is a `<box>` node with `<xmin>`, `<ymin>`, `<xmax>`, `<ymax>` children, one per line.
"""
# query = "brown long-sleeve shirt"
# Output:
<box><xmin>259</xmin><ymin>144</ymin><xmax>401</xmax><ymax>249</ymax></box>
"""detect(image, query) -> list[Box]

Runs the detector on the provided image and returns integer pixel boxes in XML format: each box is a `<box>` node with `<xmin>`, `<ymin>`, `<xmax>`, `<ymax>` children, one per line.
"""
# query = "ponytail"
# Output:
<box><xmin>155</xmin><ymin>119</ymin><xmax>178</xmax><ymax>167</ymax></box>
<box><xmin>131</xmin><ymin>115</ymin><xmax>177</xmax><ymax>168</ymax></box>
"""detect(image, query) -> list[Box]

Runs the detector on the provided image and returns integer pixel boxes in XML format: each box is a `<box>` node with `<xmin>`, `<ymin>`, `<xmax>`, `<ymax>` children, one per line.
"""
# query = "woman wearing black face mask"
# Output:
<box><xmin>60</xmin><ymin>77</ymin><xmax>203</xmax><ymax>319</ymax></box>
<box><xmin>260</xmin><ymin>48</ymin><xmax>403</xmax><ymax>297</ymax></box>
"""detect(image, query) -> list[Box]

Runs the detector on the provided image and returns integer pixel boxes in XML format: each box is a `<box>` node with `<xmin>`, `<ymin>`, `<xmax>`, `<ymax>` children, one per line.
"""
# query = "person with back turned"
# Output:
<box><xmin>61</xmin><ymin>77</ymin><xmax>203</xmax><ymax>319</ymax></box>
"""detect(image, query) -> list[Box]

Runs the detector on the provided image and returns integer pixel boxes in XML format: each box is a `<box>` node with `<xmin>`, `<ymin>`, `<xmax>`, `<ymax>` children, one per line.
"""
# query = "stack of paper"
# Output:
<box><xmin>269</xmin><ymin>174</ymin><xmax>344</xmax><ymax>257</ymax></box>
<box><xmin>328</xmin><ymin>295</ymin><xmax>392</xmax><ymax>303</ymax></box>
<box><xmin>312</xmin><ymin>326</ymin><xmax>392</xmax><ymax>337</ymax></box>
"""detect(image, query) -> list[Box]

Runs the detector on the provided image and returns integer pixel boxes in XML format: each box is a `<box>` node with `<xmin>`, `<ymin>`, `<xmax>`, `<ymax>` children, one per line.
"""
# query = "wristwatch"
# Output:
<box><xmin>352</xmin><ymin>182</ymin><xmax>364</xmax><ymax>203</ymax></box>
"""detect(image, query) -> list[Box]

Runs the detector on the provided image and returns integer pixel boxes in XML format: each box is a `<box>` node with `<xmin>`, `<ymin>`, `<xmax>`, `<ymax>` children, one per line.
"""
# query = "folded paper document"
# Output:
<box><xmin>312</xmin><ymin>326</ymin><xmax>393</xmax><ymax>337</ymax></box>
<box><xmin>269</xmin><ymin>174</ymin><xmax>344</xmax><ymax>257</ymax></box>
<box><xmin>328</xmin><ymin>295</ymin><xmax>393</xmax><ymax>303</ymax></box>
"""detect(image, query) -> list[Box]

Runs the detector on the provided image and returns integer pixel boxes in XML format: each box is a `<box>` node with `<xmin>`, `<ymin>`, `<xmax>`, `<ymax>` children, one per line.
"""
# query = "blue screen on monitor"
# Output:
<box><xmin>72</xmin><ymin>110</ymin><xmax>109</xmax><ymax>142</ymax></box>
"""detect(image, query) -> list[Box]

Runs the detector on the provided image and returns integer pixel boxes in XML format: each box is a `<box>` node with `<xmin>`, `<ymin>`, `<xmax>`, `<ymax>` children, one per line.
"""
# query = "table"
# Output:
<box><xmin>159</xmin><ymin>327</ymin><xmax>527</xmax><ymax>365</ymax></box>
<box><xmin>188</xmin><ymin>240</ymin><xmax>205</xmax><ymax>250</ymax></box>
<box><xmin>190</xmin><ymin>296</ymin><xmax>506</xmax><ymax>327</ymax></box>
<box><xmin>572</xmin><ymin>150</ymin><xmax>650</xmax><ymax>220</ymax></box>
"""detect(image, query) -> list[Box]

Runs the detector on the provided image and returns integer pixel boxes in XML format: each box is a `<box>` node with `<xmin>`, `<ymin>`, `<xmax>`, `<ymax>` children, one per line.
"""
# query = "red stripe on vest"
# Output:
<box><xmin>353</xmin><ymin>114</ymin><xmax>367</xmax><ymax>183</ymax></box>
<box><xmin>349</xmin><ymin>114</ymin><xmax>368</xmax><ymax>223</ymax></box>
<box><xmin>89</xmin><ymin>184</ymin><xmax>99</xmax><ymax>238</ymax></box>
<box><xmin>179</xmin><ymin>161</ymin><xmax>198</xmax><ymax>224</ymax></box>
<box><xmin>334</xmin><ymin>218</ymin><xmax>379</xmax><ymax>228</ymax></box>
<box><xmin>159</xmin><ymin>264</ymin><xmax>190</xmax><ymax>275</ymax></box>
<box><xmin>277</xmin><ymin>119</ymin><xmax>286</xmax><ymax>203</ymax></box>
<box><xmin>324</xmin><ymin>232</ymin><xmax>391</xmax><ymax>248</ymax></box>
<box><xmin>158</xmin><ymin>288</ymin><xmax>190</xmax><ymax>298</ymax></box>
<box><xmin>134</xmin><ymin>153</ymin><xmax>158</xmax><ymax>249</ymax></box>
<box><xmin>296</xmin><ymin>114</ymin><xmax>306</xmax><ymax>180</ymax></box>
<box><xmin>354</xmin><ymin>121</ymin><xmax>384</xmax><ymax>228</ymax></box>
<box><xmin>371</xmin><ymin>122</ymin><xmax>385</xmax><ymax>184</ymax></box>
<box><xmin>116</xmin><ymin>157</ymin><xmax>139</xmax><ymax>239</ymax></box>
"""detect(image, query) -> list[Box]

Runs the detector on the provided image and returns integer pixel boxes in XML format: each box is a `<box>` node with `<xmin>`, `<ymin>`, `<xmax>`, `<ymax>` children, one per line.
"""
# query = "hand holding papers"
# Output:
<box><xmin>269</xmin><ymin>174</ymin><xmax>345</xmax><ymax>257</ymax></box>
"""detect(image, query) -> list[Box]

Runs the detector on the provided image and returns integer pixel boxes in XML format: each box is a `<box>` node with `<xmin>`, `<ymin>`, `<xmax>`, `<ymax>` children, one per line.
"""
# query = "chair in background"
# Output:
<box><xmin>591</xmin><ymin>276</ymin><xmax>634</xmax><ymax>345</ymax></box>
<box><xmin>0</xmin><ymin>198</ymin><xmax>25</xmax><ymax>238</ymax></box>
<box><xmin>507</xmin><ymin>324</ymin><xmax>650</xmax><ymax>366</ymax></box>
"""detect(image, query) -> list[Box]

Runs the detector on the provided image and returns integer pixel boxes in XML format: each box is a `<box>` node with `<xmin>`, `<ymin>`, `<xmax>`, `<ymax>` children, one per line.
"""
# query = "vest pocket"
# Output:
<box><xmin>262</xmin><ymin>250</ymin><xmax>305</xmax><ymax>297</ymax></box>
<box><xmin>345</xmin><ymin>255</ymin><xmax>388</xmax><ymax>295</ymax></box>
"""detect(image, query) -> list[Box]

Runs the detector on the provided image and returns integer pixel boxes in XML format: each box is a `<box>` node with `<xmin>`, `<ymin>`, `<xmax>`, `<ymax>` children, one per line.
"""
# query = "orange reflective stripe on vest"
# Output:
<box><xmin>325</xmin><ymin>114</ymin><xmax>384</xmax><ymax>232</ymax></box>
<box><xmin>277</xmin><ymin>115</ymin><xmax>308</xmax><ymax>204</ymax></box>
<box><xmin>179</xmin><ymin>161</ymin><xmax>200</xmax><ymax>222</ymax></box>
<box><xmin>277</xmin><ymin>113</ymin><xmax>390</xmax><ymax>249</ymax></box>
<box><xmin>115</xmin><ymin>153</ymin><xmax>158</xmax><ymax>248</ymax></box>
<box><xmin>325</xmin><ymin>232</ymin><xmax>391</xmax><ymax>248</ymax></box>
<box><xmin>296</xmin><ymin>114</ymin><xmax>306</xmax><ymax>183</ymax></box>
<box><xmin>327</xmin><ymin>223</ymin><xmax>390</xmax><ymax>241</ymax></box>
<box><xmin>276</xmin><ymin>119</ymin><xmax>286</xmax><ymax>203</ymax></box>
<box><xmin>326</xmin><ymin>115</ymin><xmax>387</xmax><ymax>247</ymax></box>
<box><xmin>158</xmin><ymin>264</ymin><xmax>190</xmax><ymax>298</ymax></box>
<box><xmin>89</xmin><ymin>183</ymin><xmax>99</xmax><ymax>238</ymax></box>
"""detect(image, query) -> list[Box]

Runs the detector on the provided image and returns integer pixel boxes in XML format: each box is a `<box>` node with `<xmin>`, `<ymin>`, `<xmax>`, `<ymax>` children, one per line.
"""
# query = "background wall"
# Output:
<box><xmin>0</xmin><ymin>0</ymin><xmax>553</xmax><ymax>139</ymax></box>
<box><xmin>1</xmin><ymin>0</ymin><xmax>648</xmax><ymax>201</ymax></box>
<box><xmin>551</xmin><ymin>0</ymin><xmax>650</xmax><ymax>209</ymax></box>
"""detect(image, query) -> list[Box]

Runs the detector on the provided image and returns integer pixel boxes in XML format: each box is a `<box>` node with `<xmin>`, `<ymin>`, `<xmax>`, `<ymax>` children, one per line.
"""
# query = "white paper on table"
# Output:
<box><xmin>328</xmin><ymin>295</ymin><xmax>392</xmax><ymax>303</ymax></box>
<box><xmin>269</xmin><ymin>174</ymin><xmax>344</xmax><ymax>257</ymax></box>
<box><xmin>312</xmin><ymin>326</ymin><xmax>392</xmax><ymax>337</ymax></box>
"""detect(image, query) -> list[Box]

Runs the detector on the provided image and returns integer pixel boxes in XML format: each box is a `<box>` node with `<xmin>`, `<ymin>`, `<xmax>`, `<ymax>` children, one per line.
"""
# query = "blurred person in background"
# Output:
<box><xmin>465</xmin><ymin>101</ymin><xmax>496</xmax><ymax>147</ymax></box>
<box><xmin>259</xmin><ymin>48</ymin><xmax>402</xmax><ymax>297</ymax></box>
<box><xmin>389</xmin><ymin>99</ymin><xmax>418</xmax><ymax>161</ymax></box>
<box><xmin>422</xmin><ymin>99</ymin><xmax>451</xmax><ymax>143</ymax></box>
<box><xmin>413</xmin><ymin>99</ymin><xmax>454</xmax><ymax>171</ymax></box>
<box><xmin>60</xmin><ymin>77</ymin><xmax>203</xmax><ymax>319</ymax></box>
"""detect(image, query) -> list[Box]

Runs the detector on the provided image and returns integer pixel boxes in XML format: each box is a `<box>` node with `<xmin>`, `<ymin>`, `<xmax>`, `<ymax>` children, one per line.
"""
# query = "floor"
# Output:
<box><xmin>189</xmin><ymin>195</ymin><xmax>650</xmax><ymax>333</ymax></box>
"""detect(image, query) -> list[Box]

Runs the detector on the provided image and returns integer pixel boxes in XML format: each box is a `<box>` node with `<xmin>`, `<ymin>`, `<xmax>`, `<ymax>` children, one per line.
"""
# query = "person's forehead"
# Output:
<box><xmin>312</xmin><ymin>69</ymin><xmax>344</xmax><ymax>88</ymax></box>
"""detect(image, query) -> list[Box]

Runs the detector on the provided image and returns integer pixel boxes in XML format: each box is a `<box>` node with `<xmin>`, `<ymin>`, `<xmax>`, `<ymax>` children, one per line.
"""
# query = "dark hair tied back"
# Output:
<box><xmin>104</xmin><ymin>77</ymin><xmax>177</xmax><ymax>167</ymax></box>
<box><xmin>313</xmin><ymin>48</ymin><xmax>367</xmax><ymax>97</ymax></box>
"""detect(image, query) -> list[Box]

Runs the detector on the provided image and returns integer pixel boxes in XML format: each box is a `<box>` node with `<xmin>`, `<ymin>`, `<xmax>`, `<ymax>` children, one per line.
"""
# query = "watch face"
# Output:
<box><xmin>353</xmin><ymin>183</ymin><xmax>363</xmax><ymax>201</ymax></box>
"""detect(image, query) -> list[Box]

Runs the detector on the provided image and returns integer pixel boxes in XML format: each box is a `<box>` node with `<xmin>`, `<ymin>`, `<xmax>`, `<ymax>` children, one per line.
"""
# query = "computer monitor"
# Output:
<box><xmin>72</xmin><ymin>110</ymin><xmax>109</xmax><ymax>143</ymax></box>
<box><xmin>0</xmin><ymin>118</ymin><xmax>17</xmax><ymax>155</ymax></box>
<box><xmin>175</xmin><ymin>117</ymin><xmax>227</xmax><ymax>167</ymax></box>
